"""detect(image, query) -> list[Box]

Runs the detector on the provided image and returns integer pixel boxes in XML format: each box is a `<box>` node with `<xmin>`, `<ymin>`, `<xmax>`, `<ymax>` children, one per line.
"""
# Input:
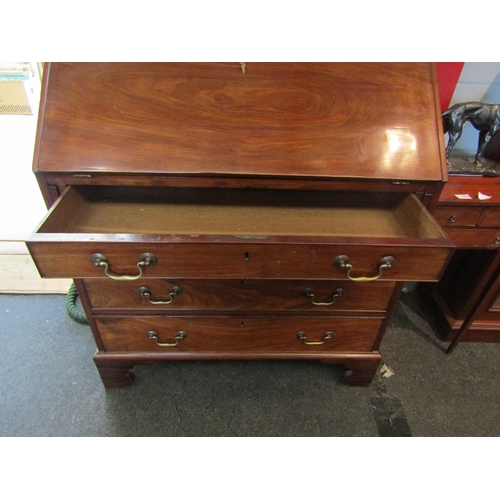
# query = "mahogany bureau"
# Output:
<box><xmin>26</xmin><ymin>63</ymin><xmax>454</xmax><ymax>387</ymax></box>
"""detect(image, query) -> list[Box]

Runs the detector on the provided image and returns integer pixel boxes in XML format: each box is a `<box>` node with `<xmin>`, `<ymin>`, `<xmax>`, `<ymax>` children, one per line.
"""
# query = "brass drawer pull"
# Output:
<box><xmin>449</xmin><ymin>215</ymin><xmax>457</xmax><ymax>223</ymax></box>
<box><xmin>138</xmin><ymin>285</ymin><xmax>182</xmax><ymax>305</ymax></box>
<box><xmin>296</xmin><ymin>331</ymin><xmax>334</xmax><ymax>345</ymax></box>
<box><xmin>334</xmin><ymin>255</ymin><xmax>396</xmax><ymax>282</ymax></box>
<box><xmin>90</xmin><ymin>253</ymin><xmax>157</xmax><ymax>281</ymax></box>
<box><xmin>302</xmin><ymin>287</ymin><xmax>344</xmax><ymax>306</ymax></box>
<box><xmin>147</xmin><ymin>330</ymin><xmax>187</xmax><ymax>347</ymax></box>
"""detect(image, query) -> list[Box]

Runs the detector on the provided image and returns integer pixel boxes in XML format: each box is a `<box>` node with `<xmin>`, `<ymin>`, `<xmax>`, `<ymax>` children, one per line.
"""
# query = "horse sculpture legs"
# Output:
<box><xmin>443</xmin><ymin>102</ymin><xmax>500</xmax><ymax>165</ymax></box>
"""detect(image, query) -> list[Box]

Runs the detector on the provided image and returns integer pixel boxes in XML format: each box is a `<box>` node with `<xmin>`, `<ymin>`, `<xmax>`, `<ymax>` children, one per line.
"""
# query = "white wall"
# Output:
<box><xmin>448</xmin><ymin>62</ymin><xmax>500</xmax><ymax>157</ymax></box>
<box><xmin>0</xmin><ymin>64</ymin><xmax>47</xmax><ymax>244</ymax></box>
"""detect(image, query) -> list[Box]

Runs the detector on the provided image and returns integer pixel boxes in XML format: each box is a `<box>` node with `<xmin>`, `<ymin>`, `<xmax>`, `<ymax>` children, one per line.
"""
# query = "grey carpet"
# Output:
<box><xmin>1</xmin><ymin>288</ymin><xmax>499</xmax><ymax>436</ymax></box>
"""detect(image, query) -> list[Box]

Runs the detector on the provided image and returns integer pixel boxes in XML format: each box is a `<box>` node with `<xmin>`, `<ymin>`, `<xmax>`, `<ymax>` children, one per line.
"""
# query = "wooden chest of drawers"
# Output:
<box><xmin>427</xmin><ymin>176</ymin><xmax>500</xmax><ymax>343</ymax></box>
<box><xmin>26</xmin><ymin>63</ymin><xmax>453</xmax><ymax>387</ymax></box>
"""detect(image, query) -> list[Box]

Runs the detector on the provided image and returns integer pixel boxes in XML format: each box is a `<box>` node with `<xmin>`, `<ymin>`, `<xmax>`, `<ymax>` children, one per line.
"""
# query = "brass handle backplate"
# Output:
<box><xmin>296</xmin><ymin>331</ymin><xmax>334</xmax><ymax>345</ymax></box>
<box><xmin>333</xmin><ymin>255</ymin><xmax>395</xmax><ymax>282</ymax></box>
<box><xmin>90</xmin><ymin>253</ymin><xmax>157</xmax><ymax>281</ymax></box>
<box><xmin>138</xmin><ymin>285</ymin><xmax>182</xmax><ymax>305</ymax></box>
<box><xmin>147</xmin><ymin>330</ymin><xmax>187</xmax><ymax>347</ymax></box>
<box><xmin>302</xmin><ymin>287</ymin><xmax>344</xmax><ymax>306</ymax></box>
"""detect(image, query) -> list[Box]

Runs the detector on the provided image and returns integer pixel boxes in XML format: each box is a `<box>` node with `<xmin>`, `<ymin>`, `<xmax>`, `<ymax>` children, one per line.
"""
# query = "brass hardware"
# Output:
<box><xmin>244</xmin><ymin>252</ymin><xmax>250</xmax><ymax>261</ymax></box>
<box><xmin>90</xmin><ymin>253</ymin><xmax>157</xmax><ymax>281</ymax></box>
<box><xmin>240</xmin><ymin>62</ymin><xmax>246</xmax><ymax>74</ymax></box>
<box><xmin>138</xmin><ymin>285</ymin><xmax>182</xmax><ymax>305</ymax></box>
<box><xmin>449</xmin><ymin>215</ymin><xmax>457</xmax><ymax>222</ymax></box>
<box><xmin>296</xmin><ymin>331</ymin><xmax>334</xmax><ymax>345</ymax></box>
<box><xmin>495</xmin><ymin>237</ymin><xmax>500</xmax><ymax>245</ymax></box>
<box><xmin>147</xmin><ymin>330</ymin><xmax>187</xmax><ymax>347</ymax></box>
<box><xmin>333</xmin><ymin>255</ymin><xmax>396</xmax><ymax>282</ymax></box>
<box><xmin>303</xmin><ymin>287</ymin><xmax>344</xmax><ymax>306</ymax></box>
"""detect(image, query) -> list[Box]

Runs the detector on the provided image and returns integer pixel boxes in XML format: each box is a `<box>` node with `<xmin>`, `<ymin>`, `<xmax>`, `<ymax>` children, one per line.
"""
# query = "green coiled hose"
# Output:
<box><xmin>66</xmin><ymin>281</ymin><xmax>89</xmax><ymax>324</ymax></box>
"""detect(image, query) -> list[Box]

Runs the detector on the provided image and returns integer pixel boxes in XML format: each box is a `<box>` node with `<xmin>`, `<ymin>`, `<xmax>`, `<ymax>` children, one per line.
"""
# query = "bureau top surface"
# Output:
<box><xmin>34</xmin><ymin>62</ymin><xmax>446</xmax><ymax>182</ymax></box>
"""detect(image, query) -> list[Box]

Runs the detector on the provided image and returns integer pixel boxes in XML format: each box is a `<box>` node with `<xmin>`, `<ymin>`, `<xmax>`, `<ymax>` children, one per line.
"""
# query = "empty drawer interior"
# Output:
<box><xmin>35</xmin><ymin>186</ymin><xmax>448</xmax><ymax>240</ymax></box>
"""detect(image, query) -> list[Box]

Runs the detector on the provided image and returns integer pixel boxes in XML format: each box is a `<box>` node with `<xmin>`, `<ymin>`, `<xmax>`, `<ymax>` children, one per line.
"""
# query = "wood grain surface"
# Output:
<box><xmin>95</xmin><ymin>315</ymin><xmax>384</xmax><ymax>353</ymax></box>
<box><xmin>34</xmin><ymin>63</ymin><xmax>446</xmax><ymax>182</ymax></box>
<box><xmin>84</xmin><ymin>278</ymin><xmax>394</xmax><ymax>313</ymax></box>
<box><xmin>34</xmin><ymin>186</ymin><xmax>447</xmax><ymax>239</ymax></box>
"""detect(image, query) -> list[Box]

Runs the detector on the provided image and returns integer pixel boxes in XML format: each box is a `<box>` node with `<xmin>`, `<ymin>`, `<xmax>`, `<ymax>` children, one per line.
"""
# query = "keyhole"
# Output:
<box><xmin>244</xmin><ymin>252</ymin><xmax>250</xmax><ymax>261</ymax></box>
<box><xmin>240</xmin><ymin>322</ymin><xmax>245</xmax><ymax>328</ymax></box>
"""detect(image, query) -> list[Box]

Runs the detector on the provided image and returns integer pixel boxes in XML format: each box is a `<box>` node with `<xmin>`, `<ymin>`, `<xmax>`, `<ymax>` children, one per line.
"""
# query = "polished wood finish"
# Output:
<box><xmin>93</xmin><ymin>350</ymin><xmax>384</xmax><ymax>387</ymax></box>
<box><xmin>34</xmin><ymin>63</ymin><xmax>446</xmax><ymax>182</ymax></box>
<box><xmin>96</xmin><ymin>316</ymin><xmax>384</xmax><ymax>352</ymax></box>
<box><xmin>479</xmin><ymin>208</ymin><xmax>500</xmax><ymax>227</ymax></box>
<box><xmin>437</xmin><ymin>176</ymin><xmax>500</xmax><ymax>204</ymax></box>
<box><xmin>447</xmin><ymin>250</ymin><xmax>500</xmax><ymax>352</ymax></box>
<box><xmin>433</xmin><ymin>206</ymin><xmax>483</xmax><ymax>227</ymax></box>
<box><xmin>27</xmin><ymin>63</ymin><xmax>452</xmax><ymax>387</ymax></box>
<box><xmin>29</xmin><ymin>240</ymin><xmax>453</xmax><ymax>282</ymax></box>
<box><xmin>328</xmin><ymin>354</ymin><xmax>383</xmax><ymax>387</ymax></box>
<box><xmin>428</xmin><ymin>175</ymin><xmax>500</xmax><ymax>344</ymax></box>
<box><xmin>93</xmin><ymin>356</ymin><xmax>135</xmax><ymax>388</ymax></box>
<box><xmin>35</xmin><ymin>171</ymin><xmax>445</xmax><ymax>210</ymax></box>
<box><xmin>27</xmin><ymin>186</ymin><xmax>452</xmax><ymax>281</ymax></box>
<box><xmin>84</xmin><ymin>278</ymin><xmax>395</xmax><ymax>313</ymax></box>
<box><xmin>439</xmin><ymin>229</ymin><xmax>500</xmax><ymax>249</ymax></box>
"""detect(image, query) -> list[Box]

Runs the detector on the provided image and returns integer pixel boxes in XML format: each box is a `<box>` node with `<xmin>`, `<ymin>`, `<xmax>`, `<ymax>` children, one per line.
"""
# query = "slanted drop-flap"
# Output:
<box><xmin>34</xmin><ymin>63</ymin><xmax>446</xmax><ymax>182</ymax></box>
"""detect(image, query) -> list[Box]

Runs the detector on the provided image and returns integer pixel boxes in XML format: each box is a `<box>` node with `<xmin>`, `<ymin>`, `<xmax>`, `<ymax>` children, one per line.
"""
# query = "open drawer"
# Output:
<box><xmin>26</xmin><ymin>186</ymin><xmax>454</xmax><ymax>282</ymax></box>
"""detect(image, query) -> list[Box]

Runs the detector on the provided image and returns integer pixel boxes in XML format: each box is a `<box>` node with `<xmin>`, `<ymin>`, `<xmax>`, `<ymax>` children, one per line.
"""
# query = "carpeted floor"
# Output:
<box><xmin>1</xmin><ymin>287</ymin><xmax>499</xmax><ymax>437</ymax></box>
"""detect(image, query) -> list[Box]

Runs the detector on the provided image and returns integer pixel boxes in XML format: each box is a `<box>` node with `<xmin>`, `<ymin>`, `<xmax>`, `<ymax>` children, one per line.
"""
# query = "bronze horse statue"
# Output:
<box><xmin>442</xmin><ymin>102</ymin><xmax>500</xmax><ymax>164</ymax></box>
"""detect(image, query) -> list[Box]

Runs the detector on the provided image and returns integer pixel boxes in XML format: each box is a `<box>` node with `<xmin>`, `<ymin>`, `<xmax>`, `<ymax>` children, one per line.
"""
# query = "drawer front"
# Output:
<box><xmin>95</xmin><ymin>316</ymin><xmax>383</xmax><ymax>353</ymax></box>
<box><xmin>444</xmin><ymin>229</ymin><xmax>500</xmax><ymax>249</ymax></box>
<box><xmin>478</xmin><ymin>207</ymin><xmax>500</xmax><ymax>228</ymax></box>
<box><xmin>434</xmin><ymin>206</ymin><xmax>483</xmax><ymax>227</ymax></box>
<box><xmin>85</xmin><ymin>278</ymin><xmax>395</xmax><ymax>312</ymax></box>
<box><xmin>28</xmin><ymin>241</ymin><xmax>452</xmax><ymax>282</ymax></box>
